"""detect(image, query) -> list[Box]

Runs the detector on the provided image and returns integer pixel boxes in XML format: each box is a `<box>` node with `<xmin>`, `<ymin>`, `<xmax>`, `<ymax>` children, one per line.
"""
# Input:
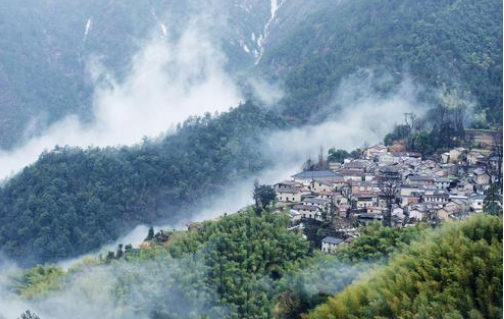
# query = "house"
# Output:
<box><xmin>449</xmin><ymin>147</ymin><xmax>466</xmax><ymax>163</ymax></box>
<box><xmin>276</xmin><ymin>187</ymin><xmax>309</xmax><ymax>203</ymax></box>
<box><xmin>343</xmin><ymin>160</ymin><xmax>369</xmax><ymax>171</ymax></box>
<box><xmin>406</xmin><ymin>175</ymin><xmax>435</xmax><ymax>187</ymax></box>
<box><xmin>292</xmin><ymin>204</ymin><xmax>324</xmax><ymax>221</ymax></box>
<box><xmin>378</xmin><ymin>153</ymin><xmax>395</xmax><ymax>165</ymax></box>
<box><xmin>302</xmin><ymin>198</ymin><xmax>330</xmax><ymax>210</ymax></box>
<box><xmin>367</xmin><ymin>206</ymin><xmax>387</xmax><ymax>214</ymax></box>
<box><xmin>468</xmin><ymin>195</ymin><xmax>485</xmax><ymax>213</ymax></box>
<box><xmin>423</xmin><ymin>191</ymin><xmax>449</xmax><ymax>205</ymax></box>
<box><xmin>321</xmin><ymin>236</ymin><xmax>344</xmax><ymax>254</ymax></box>
<box><xmin>434</xmin><ymin>177</ymin><xmax>450</xmax><ymax>190</ymax></box>
<box><xmin>401</xmin><ymin>193</ymin><xmax>421</xmax><ymax>206</ymax></box>
<box><xmin>408</xmin><ymin>205</ymin><xmax>427</xmax><ymax>221</ymax></box>
<box><xmin>401</xmin><ymin>186</ymin><xmax>422</xmax><ymax>197</ymax></box>
<box><xmin>437</xmin><ymin>208</ymin><xmax>453</xmax><ymax>221</ymax></box>
<box><xmin>467</xmin><ymin>151</ymin><xmax>485</xmax><ymax>165</ymax></box>
<box><xmin>441</xmin><ymin>152</ymin><xmax>450</xmax><ymax>164</ymax></box>
<box><xmin>445</xmin><ymin>201</ymin><xmax>463</xmax><ymax>213</ymax></box>
<box><xmin>364</xmin><ymin>173</ymin><xmax>377</xmax><ymax>182</ymax></box>
<box><xmin>391</xmin><ymin>152</ymin><xmax>422</xmax><ymax>162</ymax></box>
<box><xmin>292</xmin><ymin>170</ymin><xmax>342</xmax><ymax>185</ymax></box>
<box><xmin>274</xmin><ymin>180</ymin><xmax>304</xmax><ymax>191</ymax></box>
<box><xmin>315</xmin><ymin>191</ymin><xmax>333</xmax><ymax>200</ymax></box>
<box><xmin>355</xmin><ymin>193</ymin><xmax>376</xmax><ymax>208</ymax></box>
<box><xmin>351</xmin><ymin>181</ymin><xmax>378</xmax><ymax>194</ymax></box>
<box><xmin>365</xmin><ymin>144</ymin><xmax>388</xmax><ymax>158</ymax></box>
<box><xmin>310</xmin><ymin>179</ymin><xmax>334</xmax><ymax>193</ymax></box>
<box><xmin>356</xmin><ymin>213</ymin><xmax>383</xmax><ymax>224</ymax></box>
<box><xmin>472</xmin><ymin>168</ymin><xmax>490</xmax><ymax>186</ymax></box>
<box><xmin>328</xmin><ymin>161</ymin><xmax>343</xmax><ymax>171</ymax></box>
<box><xmin>289</xmin><ymin>210</ymin><xmax>302</xmax><ymax>223</ymax></box>
<box><xmin>437</xmin><ymin>201</ymin><xmax>462</xmax><ymax>221</ymax></box>
<box><xmin>339</xmin><ymin>169</ymin><xmax>365</xmax><ymax>182</ymax></box>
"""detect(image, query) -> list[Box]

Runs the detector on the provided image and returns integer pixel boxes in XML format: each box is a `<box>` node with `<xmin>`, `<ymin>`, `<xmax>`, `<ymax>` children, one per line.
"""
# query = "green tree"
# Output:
<box><xmin>253</xmin><ymin>181</ymin><xmax>277</xmax><ymax>213</ymax></box>
<box><xmin>145</xmin><ymin>226</ymin><xmax>155</xmax><ymax>241</ymax></box>
<box><xmin>18</xmin><ymin>310</ymin><xmax>40</xmax><ymax>319</ymax></box>
<box><xmin>484</xmin><ymin>183</ymin><xmax>503</xmax><ymax>215</ymax></box>
<box><xmin>308</xmin><ymin>215</ymin><xmax>503</xmax><ymax>319</ymax></box>
<box><xmin>327</xmin><ymin>149</ymin><xmax>350</xmax><ymax>163</ymax></box>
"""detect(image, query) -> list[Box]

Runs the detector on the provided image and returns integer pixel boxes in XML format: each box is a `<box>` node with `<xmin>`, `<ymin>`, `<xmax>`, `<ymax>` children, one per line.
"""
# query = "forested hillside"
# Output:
<box><xmin>0</xmin><ymin>0</ymin><xmax>502</xmax><ymax>266</ymax></box>
<box><xmin>260</xmin><ymin>0</ymin><xmax>502</xmax><ymax>124</ymax></box>
<box><xmin>8</xmin><ymin>213</ymin><xmax>502</xmax><ymax>319</ymax></box>
<box><xmin>0</xmin><ymin>102</ymin><xmax>284</xmax><ymax>265</ymax></box>
<box><xmin>0</xmin><ymin>0</ymin><xmax>270</xmax><ymax>148</ymax></box>
<box><xmin>308</xmin><ymin>215</ymin><xmax>503</xmax><ymax>319</ymax></box>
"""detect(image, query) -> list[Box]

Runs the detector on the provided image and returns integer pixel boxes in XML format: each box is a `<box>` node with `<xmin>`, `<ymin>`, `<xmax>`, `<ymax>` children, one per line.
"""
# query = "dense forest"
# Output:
<box><xmin>308</xmin><ymin>215</ymin><xmax>502</xmax><ymax>319</ymax></box>
<box><xmin>0</xmin><ymin>0</ymin><xmax>270</xmax><ymax>148</ymax></box>
<box><xmin>8</xmin><ymin>213</ymin><xmax>502</xmax><ymax>319</ymax></box>
<box><xmin>262</xmin><ymin>0</ymin><xmax>502</xmax><ymax>125</ymax></box>
<box><xmin>0</xmin><ymin>1</ymin><xmax>501</xmax><ymax>318</ymax></box>
<box><xmin>0</xmin><ymin>102</ymin><xmax>284</xmax><ymax>265</ymax></box>
<box><xmin>0</xmin><ymin>0</ymin><xmax>502</xmax><ymax>265</ymax></box>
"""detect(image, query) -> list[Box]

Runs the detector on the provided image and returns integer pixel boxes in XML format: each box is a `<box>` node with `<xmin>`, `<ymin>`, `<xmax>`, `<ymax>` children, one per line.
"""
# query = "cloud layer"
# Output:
<box><xmin>265</xmin><ymin>72</ymin><xmax>427</xmax><ymax>164</ymax></box>
<box><xmin>0</xmin><ymin>23</ymin><xmax>242</xmax><ymax>181</ymax></box>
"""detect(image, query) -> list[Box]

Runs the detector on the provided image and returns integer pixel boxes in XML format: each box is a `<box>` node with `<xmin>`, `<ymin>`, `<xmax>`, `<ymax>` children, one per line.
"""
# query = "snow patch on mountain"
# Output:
<box><xmin>255</xmin><ymin>0</ymin><xmax>285</xmax><ymax>64</ymax></box>
<box><xmin>160</xmin><ymin>23</ymin><xmax>168</xmax><ymax>36</ymax></box>
<box><xmin>83</xmin><ymin>18</ymin><xmax>92</xmax><ymax>41</ymax></box>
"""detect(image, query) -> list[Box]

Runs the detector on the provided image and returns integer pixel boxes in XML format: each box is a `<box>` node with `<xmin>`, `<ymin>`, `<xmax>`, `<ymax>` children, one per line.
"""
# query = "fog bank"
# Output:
<box><xmin>0</xmin><ymin>23</ymin><xmax>241</xmax><ymax>181</ymax></box>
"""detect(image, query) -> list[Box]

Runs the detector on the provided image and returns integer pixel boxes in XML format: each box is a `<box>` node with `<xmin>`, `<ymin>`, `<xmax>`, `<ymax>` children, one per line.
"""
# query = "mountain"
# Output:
<box><xmin>0</xmin><ymin>0</ymin><xmax>271</xmax><ymax>149</ymax></box>
<box><xmin>2</xmin><ymin>0</ymin><xmax>502</xmax><ymax>149</ymax></box>
<box><xmin>0</xmin><ymin>102</ymin><xmax>284</xmax><ymax>265</ymax></box>
<box><xmin>6</xmin><ymin>213</ymin><xmax>502</xmax><ymax>319</ymax></box>
<box><xmin>307</xmin><ymin>215</ymin><xmax>502</xmax><ymax>319</ymax></box>
<box><xmin>257</xmin><ymin>0</ymin><xmax>502</xmax><ymax>124</ymax></box>
<box><xmin>0</xmin><ymin>0</ymin><xmax>502</xmax><ymax>264</ymax></box>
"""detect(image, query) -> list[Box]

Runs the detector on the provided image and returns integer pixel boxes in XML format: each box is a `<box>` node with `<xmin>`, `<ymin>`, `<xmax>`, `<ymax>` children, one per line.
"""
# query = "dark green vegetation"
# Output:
<box><xmin>308</xmin><ymin>215</ymin><xmax>503</xmax><ymax>319</ymax></box>
<box><xmin>0</xmin><ymin>103</ymin><xmax>284</xmax><ymax>265</ymax></box>
<box><xmin>484</xmin><ymin>183</ymin><xmax>504</xmax><ymax>216</ymax></box>
<box><xmin>12</xmin><ymin>213</ymin><xmax>502</xmax><ymax>319</ymax></box>
<box><xmin>0</xmin><ymin>0</ymin><xmax>502</xmax><ymax>268</ymax></box>
<box><xmin>0</xmin><ymin>0</ymin><xmax>270</xmax><ymax>148</ymax></box>
<box><xmin>2</xmin><ymin>0</ymin><xmax>502</xmax><ymax>148</ymax></box>
<box><xmin>17</xmin><ymin>311</ymin><xmax>40</xmax><ymax>319</ymax></box>
<box><xmin>253</xmin><ymin>181</ymin><xmax>277</xmax><ymax>212</ymax></box>
<box><xmin>12</xmin><ymin>212</ymin><xmax>313</xmax><ymax>319</ymax></box>
<box><xmin>167</xmin><ymin>211</ymin><xmax>311</xmax><ymax>318</ymax></box>
<box><xmin>262</xmin><ymin>0</ymin><xmax>502</xmax><ymax>125</ymax></box>
<box><xmin>332</xmin><ymin>222</ymin><xmax>428</xmax><ymax>263</ymax></box>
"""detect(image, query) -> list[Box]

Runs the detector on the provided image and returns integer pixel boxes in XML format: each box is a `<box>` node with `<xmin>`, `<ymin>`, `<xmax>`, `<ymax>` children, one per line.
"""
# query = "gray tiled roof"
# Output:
<box><xmin>322</xmin><ymin>236</ymin><xmax>344</xmax><ymax>245</ymax></box>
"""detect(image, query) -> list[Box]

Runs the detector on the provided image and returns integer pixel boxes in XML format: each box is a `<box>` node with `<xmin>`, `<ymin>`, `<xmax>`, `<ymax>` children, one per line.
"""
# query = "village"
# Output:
<box><xmin>273</xmin><ymin>139</ymin><xmax>503</xmax><ymax>254</ymax></box>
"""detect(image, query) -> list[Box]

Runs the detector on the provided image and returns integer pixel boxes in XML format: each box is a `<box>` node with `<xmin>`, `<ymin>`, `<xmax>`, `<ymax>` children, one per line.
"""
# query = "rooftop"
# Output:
<box><xmin>322</xmin><ymin>236</ymin><xmax>344</xmax><ymax>245</ymax></box>
<box><xmin>292</xmin><ymin>170</ymin><xmax>342</xmax><ymax>179</ymax></box>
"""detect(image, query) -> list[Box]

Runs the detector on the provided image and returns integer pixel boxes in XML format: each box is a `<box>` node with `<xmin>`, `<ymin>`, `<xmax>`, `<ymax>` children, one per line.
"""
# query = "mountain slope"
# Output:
<box><xmin>259</xmin><ymin>0</ymin><xmax>503</xmax><ymax>124</ymax></box>
<box><xmin>0</xmin><ymin>0</ymin><xmax>502</xmax><ymax>265</ymax></box>
<box><xmin>0</xmin><ymin>0</ymin><xmax>271</xmax><ymax>149</ymax></box>
<box><xmin>0</xmin><ymin>102</ymin><xmax>284</xmax><ymax>265</ymax></box>
<box><xmin>7</xmin><ymin>213</ymin><xmax>501</xmax><ymax>319</ymax></box>
<box><xmin>308</xmin><ymin>215</ymin><xmax>503</xmax><ymax>319</ymax></box>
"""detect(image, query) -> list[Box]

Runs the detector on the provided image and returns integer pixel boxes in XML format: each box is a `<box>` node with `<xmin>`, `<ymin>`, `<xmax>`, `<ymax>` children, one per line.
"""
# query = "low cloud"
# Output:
<box><xmin>246</xmin><ymin>77</ymin><xmax>285</xmax><ymax>106</ymax></box>
<box><xmin>265</xmin><ymin>71</ymin><xmax>427</xmax><ymax>164</ymax></box>
<box><xmin>0</xmin><ymin>254</ymin><xmax>228</xmax><ymax>319</ymax></box>
<box><xmin>0</xmin><ymin>22</ymin><xmax>242</xmax><ymax>181</ymax></box>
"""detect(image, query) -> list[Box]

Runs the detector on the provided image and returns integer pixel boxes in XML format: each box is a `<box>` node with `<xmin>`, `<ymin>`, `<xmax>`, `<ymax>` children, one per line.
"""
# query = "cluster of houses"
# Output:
<box><xmin>274</xmin><ymin>144</ymin><xmax>501</xmax><ymax>254</ymax></box>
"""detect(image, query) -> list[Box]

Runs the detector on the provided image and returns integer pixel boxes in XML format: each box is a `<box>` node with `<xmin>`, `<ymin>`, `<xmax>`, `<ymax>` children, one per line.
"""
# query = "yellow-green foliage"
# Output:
<box><xmin>14</xmin><ymin>264</ymin><xmax>67</xmax><ymax>299</ymax></box>
<box><xmin>334</xmin><ymin>222</ymin><xmax>428</xmax><ymax>263</ymax></box>
<box><xmin>308</xmin><ymin>215</ymin><xmax>503</xmax><ymax>319</ymax></box>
